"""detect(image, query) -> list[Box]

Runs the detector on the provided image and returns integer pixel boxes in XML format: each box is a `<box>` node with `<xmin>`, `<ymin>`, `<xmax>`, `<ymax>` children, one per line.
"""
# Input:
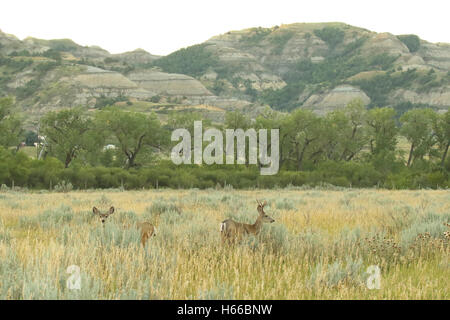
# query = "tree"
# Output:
<box><xmin>96</xmin><ymin>107</ymin><xmax>164</xmax><ymax>168</ymax></box>
<box><xmin>282</xmin><ymin>109</ymin><xmax>323</xmax><ymax>170</ymax></box>
<box><xmin>24</xmin><ymin>130</ymin><xmax>39</xmax><ymax>146</ymax></box>
<box><xmin>41</xmin><ymin>107</ymin><xmax>100</xmax><ymax>168</ymax></box>
<box><xmin>224</xmin><ymin>111</ymin><xmax>251</xmax><ymax>130</ymax></box>
<box><xmin>400</xmin><ymin>108</ymin><xmax>437</xmax><ymax>167</ymax></box>
<box><xmin>397</xmin><ymin>34</ymin><xmax>421</xmax><ymax>53</ymax></box>
<box><xmin>313</xmin><ymin>27</ymin><xmax>345</xmax><ymax>49</ymax></box>
<box><xmin>0</xmin><ymin>96</ymin><xmax>23</xmax><ymax>148</ymax></box>
<box><xmin>326</xmin><ymin>99</ymin><xmax>368</xmax><ymax>162</ymax></box>
<box><xmin>366</xmin><ymin>107</ymin><xmax>398</xmax><ymax>155</ymax></box>
<box><xmin>431</xmin><ymin>110</ymin><xmax>450</xmax><ymax>166</ymax></box>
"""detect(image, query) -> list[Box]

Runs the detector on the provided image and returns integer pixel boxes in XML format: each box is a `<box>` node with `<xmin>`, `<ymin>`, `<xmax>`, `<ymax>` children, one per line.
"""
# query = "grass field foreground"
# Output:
<box><xmin>0</xmin><ymin>188</ymin><xmax>448</xmax><ymax>299</ymax></box>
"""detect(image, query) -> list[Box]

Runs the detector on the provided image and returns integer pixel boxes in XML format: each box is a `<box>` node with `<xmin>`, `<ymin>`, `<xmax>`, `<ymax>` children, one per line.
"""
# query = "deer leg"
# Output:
<box><xmin>141</xmin><ymin>232</ymin><xmax>148</xmax><ymax>247</ymax></box>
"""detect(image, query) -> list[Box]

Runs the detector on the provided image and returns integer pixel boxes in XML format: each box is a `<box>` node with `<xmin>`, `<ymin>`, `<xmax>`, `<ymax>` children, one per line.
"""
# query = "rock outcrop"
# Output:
<box><xmin>303</xmin><ymin>85</ymin><xmax>371</xmax><ymax>115</ymax></box>
<box><xmin>112</xmin><ymin>49</ymin><xmax>160</xmax><ymax>65</ymax></box>
<box><xmin>128</xmin><ymin>70</ymin><xmax>213</xmax><ymax>96</ymax></box>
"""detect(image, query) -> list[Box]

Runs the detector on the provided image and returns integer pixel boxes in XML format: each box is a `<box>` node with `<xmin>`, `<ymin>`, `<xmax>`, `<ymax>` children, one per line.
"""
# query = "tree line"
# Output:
<box><xmin>0</xmin><ymin>96</ymin><xmax>449</xmax><ymax>190</ymax></box>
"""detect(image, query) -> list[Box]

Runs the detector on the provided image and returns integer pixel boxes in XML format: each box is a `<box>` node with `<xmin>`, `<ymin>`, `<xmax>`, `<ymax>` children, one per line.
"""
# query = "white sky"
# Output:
<box><xmin>1</xmin><ymin>0</ymin><xmax>449</xmax><ymax>56</ymax></box>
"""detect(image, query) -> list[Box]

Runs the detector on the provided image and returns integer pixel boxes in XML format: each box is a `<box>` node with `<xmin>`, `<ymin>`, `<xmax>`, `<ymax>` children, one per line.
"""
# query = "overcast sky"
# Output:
<box><xmin>1</xmin><ymin>0</ymin><xmax>449</xmax><ymax>56</ymax></box>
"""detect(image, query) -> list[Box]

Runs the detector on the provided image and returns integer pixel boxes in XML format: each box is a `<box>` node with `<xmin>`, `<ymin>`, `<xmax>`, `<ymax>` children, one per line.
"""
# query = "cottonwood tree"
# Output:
<box><xmin>431</xmin><ymin>110</ymin><xmax>450</xmax><ymax>166</ymax></box>
<box><xmin>40</xmin><ymin>107</ymin><xmax>100</xmax><ymax>168</ymax></box>
<box><xmin>224</xmin><ymin>110</ymin><xmax>251</xmax><ymax>130</ymax></box>
<box><xmin>321</xmin><ymin>99</ymin><xmax>368</xmax><ymax>162</ymax></box>
<box><xmin>366</xmin><ymin>107</ymin><xmax>398</xmax><ymax>156</ymax></box>
<box><xmin>281</xmin><ymin>109</ymin><xmax>323</xmax><ymax>170</ymax></box>
<box><xmin>0</xmin><ymin>96</ymin><xmax>24</xmax><ymax>148</ymax></box>
<box><xmin>400</xmin><ymin>108</ymin><xmax>437</xmax><ymax>167</ymax></box>
<box><xmin>338</xmin><ymin>99</ymin><xmax>369</xmax><ymax>161</ymax></box>
<box><xmin>96</xmin><ymin>107</ymin><xmax>164</xmax><ymax>168</ymax></box>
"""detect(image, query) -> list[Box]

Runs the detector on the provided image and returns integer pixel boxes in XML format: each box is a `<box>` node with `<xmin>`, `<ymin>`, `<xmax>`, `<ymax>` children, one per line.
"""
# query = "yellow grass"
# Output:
<box><xmin>0</xmin><ymin>189</ymin><xmax>448</xmax><ymax>299</ymax></box>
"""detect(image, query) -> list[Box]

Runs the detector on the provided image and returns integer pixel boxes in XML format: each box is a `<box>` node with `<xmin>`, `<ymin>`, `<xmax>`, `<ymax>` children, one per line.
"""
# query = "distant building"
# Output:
<box><xmin>103</xmin><ymin>144</ymin><xmax>117</xmax><ymax>151</ymax></box>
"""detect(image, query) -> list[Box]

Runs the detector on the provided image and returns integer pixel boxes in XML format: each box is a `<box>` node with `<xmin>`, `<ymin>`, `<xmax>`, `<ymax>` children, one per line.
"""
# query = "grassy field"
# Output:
<box><xmin>0</xmin><ymin>188</ymin><xmax>448</xmax><ymax>299</ymax></box>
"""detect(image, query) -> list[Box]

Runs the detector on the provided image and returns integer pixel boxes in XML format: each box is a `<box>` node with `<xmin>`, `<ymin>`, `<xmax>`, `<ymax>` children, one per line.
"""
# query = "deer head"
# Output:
<box><xmin>92</xmin><ymin>206</ymin><xmax>115</xmax><ymax>224</ymax></box>
<box><xmin>256</xmin><ymin>200</ymin><xmax>275</xmax><ymax>223</ymax></box>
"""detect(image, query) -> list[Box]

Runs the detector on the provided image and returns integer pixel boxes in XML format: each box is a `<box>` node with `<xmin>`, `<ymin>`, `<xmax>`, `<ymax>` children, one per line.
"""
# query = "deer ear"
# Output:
<box><xmin>109</xmin><ymin>206</ymin><xmax>115</xmax><ymax>214</ymax></box>
<box><xmin>93</xmin><ymin>207</ymin><xmax>100</xmax><ymax>215</ymax></box>
<box><xmin>263</xmin><ymin>200</ymin><xmax>267</xmax><ymax>207</ymax></box>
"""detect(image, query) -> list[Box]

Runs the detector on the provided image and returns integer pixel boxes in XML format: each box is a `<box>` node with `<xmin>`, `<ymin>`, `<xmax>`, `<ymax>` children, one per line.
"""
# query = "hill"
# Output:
<box><xmin>1</xmin><ymin>22</ymin><xmax>450</xmax><ymax>128</ymax></box>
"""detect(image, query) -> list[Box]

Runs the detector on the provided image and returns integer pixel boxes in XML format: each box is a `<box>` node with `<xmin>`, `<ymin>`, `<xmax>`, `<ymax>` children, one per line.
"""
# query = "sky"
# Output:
<box><xmin>1</xmin><ymin>0</ymin><xmax>449</xmax><ymax>56</ymax></box>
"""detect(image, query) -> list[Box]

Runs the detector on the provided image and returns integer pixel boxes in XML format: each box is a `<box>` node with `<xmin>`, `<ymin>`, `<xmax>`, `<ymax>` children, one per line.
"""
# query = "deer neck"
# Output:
<box><xmin>250</xmin><ymin>215</ymin><xmax>263</xmax><ymax>234</ymax></box>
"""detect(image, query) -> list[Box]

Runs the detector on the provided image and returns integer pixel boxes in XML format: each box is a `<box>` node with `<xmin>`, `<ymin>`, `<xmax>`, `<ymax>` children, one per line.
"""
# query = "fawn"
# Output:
<box><xmin>136</xmin><ymin>222</ymin><xmax>156</xmax><ymax>247</ymax></box>
<box><xmin>220</xmin><ymin>200</ymin><xmax>274</xmax><ymax>244</ymax></box>
<box><xmin>92</xmin><ymin>206</ymin><xmax>156</xmax><ymax>246</ymax></box>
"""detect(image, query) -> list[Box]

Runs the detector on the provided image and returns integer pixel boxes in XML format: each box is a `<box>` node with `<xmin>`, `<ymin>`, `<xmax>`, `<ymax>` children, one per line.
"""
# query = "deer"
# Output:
<box><xmin>92</xmin><ymin>206</ymin><xmax>156</xmax><ymax>247</ymax></box>
<box><xmin>136</xmin><ymin>222</ymin><xmax>157</xmax><ymax>247</ymax></box>
<box><xmin>93</xmin><ymin>206</ymin><xmax>115</xmax><ymax>224</ymax></box>
<box><xmin>220</xmin><ymin>199</ymin><xmax>274</xmax><ymax>244</ymax></box>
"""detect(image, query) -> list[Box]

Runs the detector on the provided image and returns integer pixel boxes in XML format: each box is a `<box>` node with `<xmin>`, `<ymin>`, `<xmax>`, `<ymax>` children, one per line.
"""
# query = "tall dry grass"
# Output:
<box><xmin>0</xmin><ymin>188</ymin><xmax>448</xmax><ymax>299</ymax></box>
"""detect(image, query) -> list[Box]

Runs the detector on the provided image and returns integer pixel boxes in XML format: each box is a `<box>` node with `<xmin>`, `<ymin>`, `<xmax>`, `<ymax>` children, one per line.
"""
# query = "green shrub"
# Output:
<box><xmin>152</xmin><ymin>44</ymin><xmax>218</xmax><ymax>77</ymax></box>
<box><xmin>313</xmin><ymin>27</ymin><xmax>345</xmax><ymax>48</ymax></box>
<box><xmin>397</xmin><ymin>34</ymin><xmax>421</xmax><ymax>53</ymax></box>
<box><xmin>19</xmin><ymin>205</ymin><xmax>74</xmax><ymax>229</ymax></box>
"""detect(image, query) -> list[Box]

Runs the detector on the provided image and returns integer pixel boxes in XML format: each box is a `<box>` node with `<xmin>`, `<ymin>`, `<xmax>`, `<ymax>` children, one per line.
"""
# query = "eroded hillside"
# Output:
<box><xmin>1</xmin><ymin>22</ymin><xmax>450</xmax><ymax>128</ymax></box>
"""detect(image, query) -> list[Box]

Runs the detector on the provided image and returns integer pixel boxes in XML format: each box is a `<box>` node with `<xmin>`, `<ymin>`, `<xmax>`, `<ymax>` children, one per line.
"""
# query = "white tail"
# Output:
<box><xmin>220</xmin><ymin>222</ymin><xmax>226</xmax><ymax>232</ymax></box>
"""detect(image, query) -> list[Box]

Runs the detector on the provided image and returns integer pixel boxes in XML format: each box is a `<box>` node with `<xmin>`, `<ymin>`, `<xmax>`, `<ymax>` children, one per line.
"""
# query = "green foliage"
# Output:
<box><xmin>47</xmin><ymin>39</ymin><xmax>79</xmax><ymax>52</ymax></box>
<box><xmin>42</xmin><ymin>49</ymin><xmax>62</xmax><ymax>61</ymax></box>
<box><xmin>239</xmin><ymin>27</ymin><xmax>272</xmax><ymax>46</ymax></box>
<box><xmin>263</xmin><ymin>50</ymin><xmax>397</xmax><ymax>111</ymax></box>
<box><xmin>8</xmin><ymin>50</ymin><xmax>31</xmax><ymax>57</ymax></box>
<box><xmin>401</xmin><ymin>211</ymin><xmax>450</xmax><ymax>247</ymax></box>
<box><xmin>397</xmin><ymin>34</ymin><xmax>421</xmax><ymax>53</ymax></box>
<box><xmin>269</xmin><ymin>31</ymin><xmax>294</xmax><ymax>54</ymax></box>
<box><xmin>391</xmin><ymin>102</ymin><xmax>429</xmax><ymax>118</ymax></box>
<box><xmin>16</xmin><ymin>79</ymin><xmax>40</xmax><ymax>99</ymax></box>
<box><xmin>0</xmin><ymin>56</ymin><xmax>33</xmax><ymax>72</ymax></box>
<box><xmin>34</xmin><ymin>61</ymin><xmax>60</xmax><ymax>75</ymax></box>
<box><xmin>152</xmin><ymin>44</ymin><xmax>218</xmax><ymax>77</ymax></box>
<box><xmin>94</xmin><ymin>95</ymin><xmax>128</xmax><ymax>109</ymax></box>
<box><xmin>24</xmin><ymin>131</ymin><xmax>38</xmax><ymax>146</ymax></box>
<box><xmin>367</xmin><ymin>107</ymin><xmax>398</xmax><ymax>155</ymax></box>
<box><xmin>95</xmin><ymin>107</ymin><xmax>165</xmax><ymax>168</ymax></box>
<box><xmin>0</xmin><ymin>96</ymin><xmax>448</xmax><ymax>190</ymax></box>
<box><xmin>353</xmin><ymin>69</ymin><xmax>420</xmax><ymax>107</ymax></box>
<box><xmin>0</xmin><ymin>156</ymin><xmax>447</xmax><ymax>190</ymax></box>
<box><xmin>89</xmin><ymin>222</ymin><xmax>141</xmax><ymax>249</ymax></box>
<box><xmin>313</xmin><ymin>27</ymin><xmax>345</xmax><ymax>48</ymax></box>
<box><xmin>400</xmin><ymin>108</ymin><xmax>437</xmax><ymax>167</ymax></box>
<box><xmin>260</xmin><ymin>82</ymin><xmax>305</xmax><ymax>111</ymax></box>
<box><xmin>19</xmin><ymin>205</ymin><xmax>74</xmax><ymax>229</ymax></box>
<box><xmin>0</xmin><ymin>96</ymin><xmax>23</xmax><ymax>147</ymax></box>
<box><xmin>41</xmin><ymin>107</ymin><xmax>102</xmax><ymax>168</ymax></box>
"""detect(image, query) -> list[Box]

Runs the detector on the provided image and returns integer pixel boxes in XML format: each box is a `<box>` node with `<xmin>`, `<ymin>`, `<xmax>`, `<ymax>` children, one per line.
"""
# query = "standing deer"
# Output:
<box><xmin>92</xmin><ymin>206</ymin><xmax>156</xmax><ymax>246</ymax></box>
<box><xmin>220</xmin><ymin>200</ymin><xmax>274</xmax><ymax>244</ymax></box>
<box><xmin>136</xmin><ymin>222</ymin><xmax>157</xmax><ymax>247</ymax></box>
